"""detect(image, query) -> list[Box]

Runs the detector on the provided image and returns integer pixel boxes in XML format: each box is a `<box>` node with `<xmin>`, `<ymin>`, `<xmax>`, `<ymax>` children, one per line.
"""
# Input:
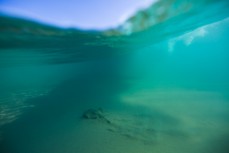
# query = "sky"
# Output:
<box><xmin>0</xmin><ymin>0</ymin><xmax>155</xmax><ymax>29</ymax></box>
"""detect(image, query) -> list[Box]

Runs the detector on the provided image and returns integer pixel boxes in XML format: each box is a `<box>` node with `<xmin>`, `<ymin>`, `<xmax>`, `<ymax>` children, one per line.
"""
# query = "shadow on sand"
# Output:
<box><xmin>0</xmin><ymin>59</ymin><xmax>131</xmax><ymax>153</ymax></box>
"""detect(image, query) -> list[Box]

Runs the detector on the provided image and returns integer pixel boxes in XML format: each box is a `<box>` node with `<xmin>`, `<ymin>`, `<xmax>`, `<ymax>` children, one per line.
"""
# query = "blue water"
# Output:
<box><xmin>0</xmin><ymin>0</ymin><xmax>229</xmax><ymax>153</ymax></box>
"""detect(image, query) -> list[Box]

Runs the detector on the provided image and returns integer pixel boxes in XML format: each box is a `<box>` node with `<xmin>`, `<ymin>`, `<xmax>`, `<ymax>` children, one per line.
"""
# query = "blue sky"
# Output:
<box><xmin>0</xmin><ymin>0</ymin><xmax>154</xmax><ymax>29</ymax></box>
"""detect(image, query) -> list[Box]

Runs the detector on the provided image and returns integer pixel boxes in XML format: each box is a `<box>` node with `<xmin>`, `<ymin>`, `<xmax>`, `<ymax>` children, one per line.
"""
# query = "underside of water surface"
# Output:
<box><xmin>0</xmin><ymin>0</ymin><xmax>229</xmax><ymax>153</ymax></box>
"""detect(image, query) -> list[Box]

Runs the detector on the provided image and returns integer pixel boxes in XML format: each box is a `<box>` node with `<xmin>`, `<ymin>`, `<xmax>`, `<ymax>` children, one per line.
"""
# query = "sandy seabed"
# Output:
<box><xmin>1</xmin><ymin>89</ymin><xmax>229</xmax><ymax>153</ymax></box>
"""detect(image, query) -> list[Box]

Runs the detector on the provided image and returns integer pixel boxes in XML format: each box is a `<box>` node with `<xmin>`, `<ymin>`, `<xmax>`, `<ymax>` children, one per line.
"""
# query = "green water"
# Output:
<box><xmin>0</xmin><ymin>0</ymin><xmax>229</xmax><ymax>153</ymax></box>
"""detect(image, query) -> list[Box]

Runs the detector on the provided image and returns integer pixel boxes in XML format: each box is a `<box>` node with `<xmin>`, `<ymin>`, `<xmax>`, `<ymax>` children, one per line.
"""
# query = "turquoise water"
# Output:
<box><xmin>0</xmin><ymin>0</ymin><xmax>229</xmax><ymax>153</ymax></box>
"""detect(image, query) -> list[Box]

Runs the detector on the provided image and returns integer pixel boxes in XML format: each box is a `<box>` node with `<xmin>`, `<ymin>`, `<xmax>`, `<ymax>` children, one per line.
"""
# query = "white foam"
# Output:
<box><xmin>167</xmin><ymin>17</ymin><xmax>229</xmax><ymax>52</ymax></box>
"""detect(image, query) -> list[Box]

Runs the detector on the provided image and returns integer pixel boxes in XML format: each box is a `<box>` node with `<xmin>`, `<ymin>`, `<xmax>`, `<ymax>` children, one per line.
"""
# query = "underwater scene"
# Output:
<box><xmin>0</xmin><ymin>0</ymin><xmax>229</xmax><ymax>153</ymax></box>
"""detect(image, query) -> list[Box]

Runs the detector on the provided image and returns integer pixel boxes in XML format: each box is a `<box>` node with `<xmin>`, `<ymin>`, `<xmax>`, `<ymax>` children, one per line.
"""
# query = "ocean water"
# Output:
<box><xmin>0</xmin><ymin>0</ymin><xmax>229</xmax><ymax>153</ymax></box>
